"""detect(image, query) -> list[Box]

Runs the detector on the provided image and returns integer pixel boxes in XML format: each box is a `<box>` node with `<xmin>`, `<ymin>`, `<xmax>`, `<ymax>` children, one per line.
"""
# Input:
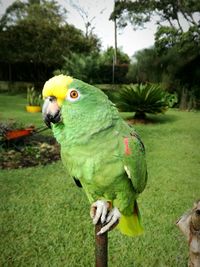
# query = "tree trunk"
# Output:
<box><xmin>134</xmin><ymin>111</ymin><xmax>146</xmax><ymax>120</ymax></box>
<box><xmin>8</xmin><ymin>63</ymin><xmax>12</xmax><ymax>82</ymax></box>
<box><xmin>176</xmin><ymin>200</ymin><xmax>200</xmax><ymax>267</ymax></box>
<box><xmin>179</xmin><ymin>88</ymin><xmax>188</xmax><ymax>110</ymax></box>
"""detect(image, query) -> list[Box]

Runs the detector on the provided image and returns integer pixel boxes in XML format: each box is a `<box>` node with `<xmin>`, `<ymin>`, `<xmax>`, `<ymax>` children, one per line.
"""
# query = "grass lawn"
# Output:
<box><xmin>0</xmin><ymin>93</ymin><xmax>42</xmax><ymax>126</ymax></box>
<box><xmin>0</xmin><ymin>93</ymin><xmax>200</xmax><ymax>266</ymax></box>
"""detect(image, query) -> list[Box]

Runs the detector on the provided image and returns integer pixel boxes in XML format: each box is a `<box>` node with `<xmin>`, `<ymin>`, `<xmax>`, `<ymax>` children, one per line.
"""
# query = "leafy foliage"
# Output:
<box><xmin>27</xmin><ymin>87</ymin><xmax>42</xmax><ymax>106</ymax></box>
<box><xmin>0</xmin><ymin>0</ymin><xmax>66</xmax><ymax>29</ymax></box>
<box><xmin>155</xmin><ymin>25</ymin><xmax>200</xmax><ymax>55</ymax></box>
<box><xmin>127</xmin><ymin>45</ymin><xmax>200</xmax><ymax>109</ymax></box>
<box><xmin>111</xmin><ymin>0</ymin><xmax>200</xmax><ymax>109</ymax></box>
<box><xmin>0</xmin><ymin>0</ymin><xmax>100</xmax><ymax>81</ymax></box>
<box><xmin>54</xmin><ymin>47</ymin><xmax>130</xmax><ymax>84</ymax></box>
<box><xmin>99</xmin><ymin>47</ymin><xmax>130</xmax><ymax>65</ymax></box>
<box><xmin>0</xmin><ymin>1</ymin><xmax>100</xmax><ymax>64</ymax></box>
<box><xmin>127</xmin><ymin>48</ymin><xmax>163</xmax><ymax>83</ymax></box>
<box><xmin>110</xmin><ymin>0</ymin><xmax>152</xmax><ymax>29</ymax></box>
<box><xmin>116</xmin><ymin>83</ymin><xmax>168</xmax><ymax>118</ymax></box>
<box><xmin>111</xmin><ymin>0</ymin><xmax>200</xmax><ymax>31</ymax></box>
<box><xmin>54</xmin><ymin>52</ymin><xmax>101</xmax><ymax>83</ymax></box>
<box><xmin>165</xmin><ymin>92</ymin><xmax>178</xmax><ymax>108</ymax></box>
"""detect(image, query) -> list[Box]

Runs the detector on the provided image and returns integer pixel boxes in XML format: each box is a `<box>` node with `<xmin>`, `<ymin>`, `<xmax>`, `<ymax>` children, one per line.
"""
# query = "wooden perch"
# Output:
<box><xmin>176</xmin><ymin>200</ymin><xmax>200</xmax><ymax>267</ymax></box>
<box><xmin>95</xmin><ymin>218</ymin><xmax>118</xmax><ymax>267</ymax></box>
<box><xmin>95</xmin><ymin>221</ymin><xmax>108</xmax><ymax>267</ymax></box>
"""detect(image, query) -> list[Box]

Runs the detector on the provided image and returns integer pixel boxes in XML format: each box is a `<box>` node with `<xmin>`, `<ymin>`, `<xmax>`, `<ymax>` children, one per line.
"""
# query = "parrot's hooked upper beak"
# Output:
<box><xmin>42</xmin><ymin>96</ymin><xmax>61</xmax><ymax>128</ymax></box>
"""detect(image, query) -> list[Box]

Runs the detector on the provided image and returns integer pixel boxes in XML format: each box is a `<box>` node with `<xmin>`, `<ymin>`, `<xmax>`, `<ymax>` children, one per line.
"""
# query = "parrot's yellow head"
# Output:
<box><xmin>42</xmin><ymin>74</ymin><xmax>110</xmax><ymax>128</ymax></box>
<box><xmin>42</xmin><ymin>74</ymin><xmax>73</xmax><ymax>107</ymax></box>
<box><xmin>42</xmin><ymin>74</ymin><xmax>74</xmax><ymax>127</ymax></box>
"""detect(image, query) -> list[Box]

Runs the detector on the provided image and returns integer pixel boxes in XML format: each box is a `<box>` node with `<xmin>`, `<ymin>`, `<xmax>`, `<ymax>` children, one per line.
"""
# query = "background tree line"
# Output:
<box><xmin>0</xmin><ymin>0</ymin><xmax>200</xmax><ymax>108</ymax></box>
<box><xmin>111</xmin><ymin>0</ymin><xmax>200</xmax><ymax>109</ymax></box>
<box><xmin>0</xmin><ymin>0</ymin><xmax>130</xmax><ymax>84</ymax></box>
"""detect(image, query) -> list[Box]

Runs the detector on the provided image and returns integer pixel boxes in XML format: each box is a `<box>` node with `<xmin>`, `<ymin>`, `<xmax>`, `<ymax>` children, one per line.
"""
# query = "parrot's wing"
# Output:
<box><xmin>123</xmin><ymin>132</ymin><xmax>148</xmax><ymax>193</ymax></box>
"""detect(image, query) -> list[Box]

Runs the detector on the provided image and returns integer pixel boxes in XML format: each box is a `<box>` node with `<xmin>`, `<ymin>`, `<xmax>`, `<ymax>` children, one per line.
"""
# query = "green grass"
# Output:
<box><xmin>0</xmin><ymin>92</ymin><xmax>51</xmax><ymax>135</ymax></box>
<box><xmin>0</xmin><ymin>93</ymin><xmax>44</xmax><ymax>128</ymax></box>
<box><xmin>0</xmin><ymin>93</ymin><xmax>200</xmax><ymax>266</ymax></box>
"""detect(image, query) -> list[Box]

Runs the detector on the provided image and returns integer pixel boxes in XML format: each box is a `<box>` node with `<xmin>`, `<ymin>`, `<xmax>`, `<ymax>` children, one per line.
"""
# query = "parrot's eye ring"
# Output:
<box><xmin>70</xmin><ymin>90</ymin><xmax>78</xmax><ymax>99</ymax></box>
<box><xmin>66</xmin><ymin>88</ymin><xmax>80</xmax><ymax>102</ymax></box>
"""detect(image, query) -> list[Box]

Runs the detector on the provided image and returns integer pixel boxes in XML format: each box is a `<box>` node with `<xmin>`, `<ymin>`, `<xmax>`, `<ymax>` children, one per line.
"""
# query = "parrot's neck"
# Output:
<box><xmin>52</xmin><ymin>104</ymin><xmax>121</xmax><ymax>147</ymax></box>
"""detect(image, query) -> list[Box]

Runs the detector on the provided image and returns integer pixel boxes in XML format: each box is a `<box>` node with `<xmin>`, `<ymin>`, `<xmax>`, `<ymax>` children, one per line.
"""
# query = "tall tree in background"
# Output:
<box><xmin>67</xmin><ymin>0</ymin><xmax>106</xmax><ymax>38</ymax></box>
<box><xmin>110</xmin><ymin>0</ymin><xmax>200</xmax><ymax>62</ymax></box>
<box><xmin>110</xmin><ymin>0</ymin><xmax>200</xmax><ymax>30</ymax></box>
<box><xmin>111</xmin><ymin>0</ymin><xmax>200</xmax><ymax>108</ymax></box>
<box><xmin>0</xmin><ymin>0</ymin><xmax>100</xmax><ymax>81</ymax></box>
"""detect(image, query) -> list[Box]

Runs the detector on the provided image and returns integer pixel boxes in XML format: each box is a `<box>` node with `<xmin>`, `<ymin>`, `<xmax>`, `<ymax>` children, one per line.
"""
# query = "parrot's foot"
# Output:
<box><xmin>90</xmin><ymin>200</ymin><xmax>121</xmax><ymax>235</ymax></box>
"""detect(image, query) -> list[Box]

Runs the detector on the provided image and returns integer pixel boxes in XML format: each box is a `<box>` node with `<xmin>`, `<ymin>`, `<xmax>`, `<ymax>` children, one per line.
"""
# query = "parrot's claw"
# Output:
<box><xmin>90</xmin><ymin>200</ymin><xmax>121</xmax><ymax>235</ymax></box>
<box><xmin>97</xmin><ymin>207</ymin><xmax>121</xmax><ymax>235</ymax></box>
<box><xmin>90</xmin><ymin>200</ymin><xmax>110</xmax><ymax>224</ymax></box>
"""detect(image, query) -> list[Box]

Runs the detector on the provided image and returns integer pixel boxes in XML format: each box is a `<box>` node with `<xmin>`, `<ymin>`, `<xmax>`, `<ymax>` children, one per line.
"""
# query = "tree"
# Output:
<box><xmin>54</xmin><ymin>52</ymin><xmax>101</xmax><ymax>83</ymax></box>
<box><xmin>55</xmin><ymin>47</ymin><xmax>130</xmax><ymax>84</ymax></box>
<box><xmin>100</xmin><ymin>46</ymin><xmax>130</xmax><ymax>65</ymax></box>
<box><xmin>0</xmin><ymin>0</ymin><xmax>66</xmax><ymax>30</ymax></box>
<box><xmin>110</xmin><ymin>0</ymin><xmax>200</xmax><ymax>31</ymax></box>
<box><xmin>110</xmin><ymin>0</ymin><xmax>200</xmax><ymax>57</ymax></box>
<box><xmin>127</xmin><ymin>47</ymin><xmax>162</xmax><ymax>83</ymax></box>
<box><xmin>111</xmin><ymin>0</ymin><xmax>200</xmax><ymax>57</ymax></box>
<box><xmin>111</xmin><ymin>0</ymin><xmax>200</xmax><ymax>109</ymax></box>
<box><xmin>99</xmin><ymin>47</ymin><xmax>130</xmax><ymax>84</ymax></box>
<box><xmin>67</xmin><ymin>0</ymin><xmax>105</xmax><ymax>38</ymax></box>
<box><xmin>0</xmin><ymin>0</ymin><xmax>101</xmax><ymax>81</ymax></box>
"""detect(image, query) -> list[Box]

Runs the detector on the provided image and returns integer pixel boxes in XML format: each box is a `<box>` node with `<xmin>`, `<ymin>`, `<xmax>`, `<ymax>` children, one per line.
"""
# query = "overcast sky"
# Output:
<box><xmin>0</xmin><ymin>0</ymin><xmax>157</xmax><ymax>57</ymax></box>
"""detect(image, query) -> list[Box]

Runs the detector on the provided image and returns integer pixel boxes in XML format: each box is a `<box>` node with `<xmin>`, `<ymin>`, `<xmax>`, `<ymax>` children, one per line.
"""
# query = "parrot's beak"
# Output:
<box><xmin>42</xmin><ymin>96</ymin><xmax>61</xmax><ymax>128</ymax></box>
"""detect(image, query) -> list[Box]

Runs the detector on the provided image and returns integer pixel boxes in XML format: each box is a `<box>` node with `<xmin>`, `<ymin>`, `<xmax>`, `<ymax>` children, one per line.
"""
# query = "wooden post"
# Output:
<box><xmin>95</xmin><ymin>221</ymin><xmax>108</xmax><ymax>267</ymax></box>
<box><xmin>176</xmin><ymin>200</ymin><xmax>200</xmax><ymax>267</ymax></box>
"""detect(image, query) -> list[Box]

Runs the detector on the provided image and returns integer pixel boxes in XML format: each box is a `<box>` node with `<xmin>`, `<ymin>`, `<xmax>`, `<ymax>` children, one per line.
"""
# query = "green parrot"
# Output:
<box><xmin>42</xmin><ymin>74</ymin><xmax>147</xmax><ymax>237</ymax></box>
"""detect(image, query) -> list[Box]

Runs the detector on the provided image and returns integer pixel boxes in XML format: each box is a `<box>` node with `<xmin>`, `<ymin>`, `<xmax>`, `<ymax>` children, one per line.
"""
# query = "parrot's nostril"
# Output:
<box><xmin>49</xmin><ymin>96</ymin><xmax>56</xmax><ymax>102</ymax></box>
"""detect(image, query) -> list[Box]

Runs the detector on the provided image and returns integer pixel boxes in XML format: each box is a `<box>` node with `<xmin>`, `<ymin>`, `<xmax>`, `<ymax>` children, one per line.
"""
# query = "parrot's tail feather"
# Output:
<box><xmin>117</xmin><ymin>201</ymin><xmax>144</xmax><ymax>237</ymax></box>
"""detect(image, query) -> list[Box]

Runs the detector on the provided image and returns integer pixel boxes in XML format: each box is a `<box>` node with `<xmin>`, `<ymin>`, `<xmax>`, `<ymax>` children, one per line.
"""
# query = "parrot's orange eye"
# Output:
<box><xmin>70</xmin><ymin>90</ymin><xmax>78</xmax><ymax>99</ymax></box>
<box><xmin>66</xmin><ymin>88</ymin><xmax>80</xmax><ymax>102</ymax></box>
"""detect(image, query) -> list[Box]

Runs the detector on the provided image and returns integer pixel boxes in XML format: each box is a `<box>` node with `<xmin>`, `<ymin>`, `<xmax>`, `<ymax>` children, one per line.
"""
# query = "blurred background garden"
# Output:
<box><xmin>0</xmin><ymin>0</ymin><xmax>200</xmax><ymax>266</ymax></box>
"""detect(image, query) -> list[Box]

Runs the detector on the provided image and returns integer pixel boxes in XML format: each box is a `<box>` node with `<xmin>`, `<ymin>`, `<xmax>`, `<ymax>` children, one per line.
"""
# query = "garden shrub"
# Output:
<box><xmin>116</xmin><ymin>83</ymin><xmax>169</xmax><ymax>119</ymax></box>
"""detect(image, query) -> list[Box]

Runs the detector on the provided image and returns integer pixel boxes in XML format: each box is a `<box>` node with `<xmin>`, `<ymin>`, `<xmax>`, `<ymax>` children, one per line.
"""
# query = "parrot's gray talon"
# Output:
<box><xmin>90</xmin><ymin>200</ymin><xmax>110</xmax><ymax>225</ymax></box>
<box><xmin>97</xmin><ymin>207</ymin><xmax>121</xmax><ymax>235</ymax></box>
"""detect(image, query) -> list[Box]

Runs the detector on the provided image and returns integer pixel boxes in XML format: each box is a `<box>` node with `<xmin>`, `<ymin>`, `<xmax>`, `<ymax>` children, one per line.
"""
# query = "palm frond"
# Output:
<box><xmin>116</xmin><ymin>83</ymin><xmax>168</xmax><ymax>118</ymax></box>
